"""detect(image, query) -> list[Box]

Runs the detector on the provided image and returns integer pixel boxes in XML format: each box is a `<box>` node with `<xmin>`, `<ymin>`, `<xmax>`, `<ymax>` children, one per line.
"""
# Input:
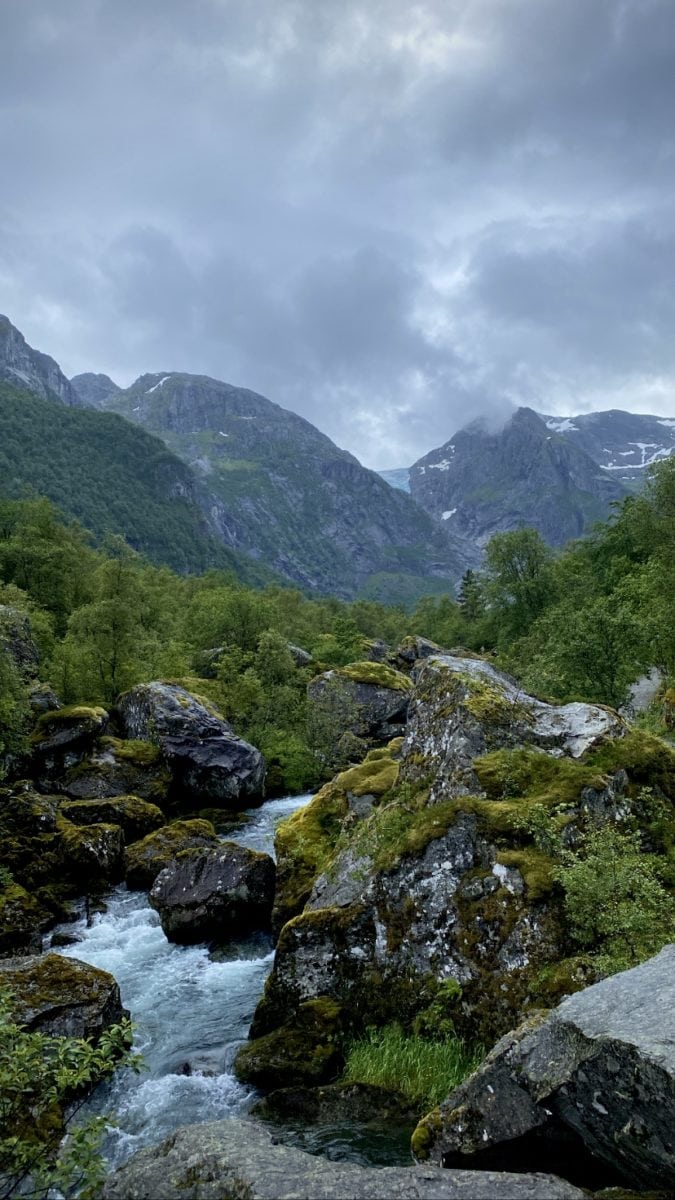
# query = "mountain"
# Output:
<box><xmin>0</xmin><ymin>378</ymin><xmax>273</xmax><ymax>579</ymax></box>
<box><xmin>409</xmin><ymin>406</ymin><xmax>628</xmax><ymax>547</ymax></box>
<box><xmin>539</xmin><ymin>410</ymin><xmax>675</xmax><ymax>485</ymax></box>
<box><xmin>95</xmin><ymin>371</ymin><xmax>478</xmax><ymax>597</ymax></box>
<box><xmin>0</xmin><ymin>315</ymin><xmax>83</xmax><ymax>407</ymax></box>
<box><xmin>70</xmin><ymin>372</ymin><xmax>121</xmax><ymax>408</ymax></box>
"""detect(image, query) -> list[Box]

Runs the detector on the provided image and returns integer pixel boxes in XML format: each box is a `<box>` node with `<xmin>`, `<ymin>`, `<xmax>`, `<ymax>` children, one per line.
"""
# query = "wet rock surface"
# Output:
<box><xmin>116</xmin><ymin>682</ymin><xmax>265</xmax><ymax>807</ymax></box>
<box><xmin>149</xmin><ymin>841</ymin><xmax>275</xmax><ymax>943</ymax></box>
<box><xmin>124</xmin><ymin>818</ymin><xmax>220</xmax><ymax>889</ymax></box>
<box><xmin>101</xmin><ymin>1116</ymin><xmax>586</xmax><ymax>1199</ymax></box>
<box><xmin>414</xmin><ymin>946</ymin><xmax>675</xmax><ymax>1192</ymax></box>
<box><xmin>0</xmin><ymin>951</ymin><xmax>125</xmax><ymax>1039</ymax></box>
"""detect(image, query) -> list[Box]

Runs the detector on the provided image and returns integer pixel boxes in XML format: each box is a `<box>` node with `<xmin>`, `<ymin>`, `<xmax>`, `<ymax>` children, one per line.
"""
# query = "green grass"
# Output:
<box><xmin>341</xmin><ymin>1025</ymin><xmax>482</xmax><ymax>1109</ymax></box>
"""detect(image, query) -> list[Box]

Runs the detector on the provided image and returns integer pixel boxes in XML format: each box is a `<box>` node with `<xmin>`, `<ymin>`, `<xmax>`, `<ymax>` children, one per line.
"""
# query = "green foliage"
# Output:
<box><xmin>0</xmin><ymin>987</ymin><xmax>141</xmax><ymax>1199</ymax></box>
<box><xmin>342</xmin><ymin>1024</ymin><xmax>481</xmax><ymax>1109</ymax></box>
<box><xmin>554</xmin><ymin>824</ymin><xmax>675</xmax><ymax>972</ymax></box>
<box><xmin>0</xmin><ymin>653</ymin><xmax>31</xmax><ymax>779</ymax></box>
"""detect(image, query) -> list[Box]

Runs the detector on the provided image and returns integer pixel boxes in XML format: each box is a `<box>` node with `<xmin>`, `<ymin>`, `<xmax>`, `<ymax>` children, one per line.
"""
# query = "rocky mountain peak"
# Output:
<box><xmin>70</xmin><ymin>372</ymin><xmax>121</xmax><ymax>408</ymax></box>
<box><xmin>0</xmin><ymin>314</ymin><xmax>82</xmax><ymax>407</ymax></box>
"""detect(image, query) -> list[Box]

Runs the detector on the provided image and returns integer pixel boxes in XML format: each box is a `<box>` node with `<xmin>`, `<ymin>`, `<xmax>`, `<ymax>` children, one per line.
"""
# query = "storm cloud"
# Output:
<box><xmin>1</xmin><ymin>0</ymin><xmax>673</xmax><ymax>465</ymax></box>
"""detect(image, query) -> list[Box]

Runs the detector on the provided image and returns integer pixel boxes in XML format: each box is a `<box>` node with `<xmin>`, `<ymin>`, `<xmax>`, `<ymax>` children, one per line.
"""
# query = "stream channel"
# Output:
<box><xmin>51</xmin><ymin>793</ymin><xmax>412</xmax><ymax>1172</ymax></box>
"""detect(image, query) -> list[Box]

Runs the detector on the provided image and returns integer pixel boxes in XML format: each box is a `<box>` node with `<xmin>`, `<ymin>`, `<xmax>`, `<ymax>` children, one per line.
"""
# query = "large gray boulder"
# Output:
<box><xmin>30</xmin><ymin>704</ymin><xmax>110</xmax><ymax>785</ymax></box>
<box><xmin>0</xmin><ymin>952</ymin><xmax>125</xmax><ymax>1039</ymax></box>
<box><xmin>149</xmin><ymin>842</ymin><xmax>275</xmax><ymax>943</ymax></box>
<box><xmin>102</xmin><ymin>1116</ymin><xmax>584</xmax><ymax>1199</ymax></box>
<box><xmin>244</xmin><ymin>652</ymin><xmax>668</xmax><ymax>1082</ymax></box>
<box><xmin>308</xmin><ymin>661</ymin><xmax>412</xmax><ymax>744</ymax></box>
<box><xmin>414</xmin><ymin>945</ymin><xmax>675</xmax><ymax>1192</ymax></box>
<box><xmin>116</xmin><ymin>682</ymin><xmax>265</xmax><ymax>807</ymax></box>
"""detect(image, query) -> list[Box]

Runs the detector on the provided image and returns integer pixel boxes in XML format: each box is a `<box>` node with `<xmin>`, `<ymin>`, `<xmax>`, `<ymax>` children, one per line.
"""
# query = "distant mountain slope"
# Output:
<box><xmin>97</xmin><ymin>371</ymin><xmax>478</xmax><ymax>597</ymax></box>
<box><xmin>539</xmin><ymin>409</ymin><xmax>675</xmax><ymax>485</ymax></box>
<box><xmin>409</xmin><ymin>406</ymin><xmax>628</xmax><ymax>547</ymax></box>
<box><xmin>0</xmin><ymin>314</ymin><xmax>83</xmax><ymax>407</ymax></box>
<box><xmin>71</xmin><ymin>372</ymin><xmax>121</xmax><ymax>408</ymax></box>
<box><xmin>0</xmin><ymin>380</ymin><xmax>268</xmax><ymax>579</ymax></box>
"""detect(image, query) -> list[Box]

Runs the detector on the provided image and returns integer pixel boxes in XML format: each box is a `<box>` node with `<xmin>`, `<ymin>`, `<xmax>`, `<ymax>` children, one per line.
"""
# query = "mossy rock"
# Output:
<box><xmin>251</xmin><ymin>1080</ymin><xmax>417</xmax><ymax>1126</ymax></box>
<box><xmin>56</xmin><ymin>816</ymin><xmax>125</xmax><ymax>885</ymax></box>
<box><xmin>31</xmin><ymin>705</ymin><xmax>109</xmax><ymax>744</ymax></box>
<box><xmin>61</xmin><ymin>737</ymin><xmax>170</xmax><ymax>803</ymax></box>
<box><xmin>59</xmin><ymin>795</ymin><xmax>165</xmax><ymax>842</ymax></box>
<box><xmin>0</xmin><ymin>952</ymin><xmax>126</xmax><ymax>1039</ymax></box>
<box><xmin>0</xmin><ymin>881</ymin><xmax>44</xmax><ymax>956</ymax></box>
<box><xmin>235</xmin><ymin>997</ymin><xmax>343</xmax><ymax>1089</ymax></box>
<box><xmin>124</xmin><ymin>818</ymin><xmax>220</xmax><ymax>890</ymax></box>
<box><xmin>273</xmin><ymin>742</ymin><xmax>401</xmax><ymax>930</ymax></box>
<box><xmin>335</xmin><ymin>661</ymin><xmax>412</xmax><ymax>692</ymax></box>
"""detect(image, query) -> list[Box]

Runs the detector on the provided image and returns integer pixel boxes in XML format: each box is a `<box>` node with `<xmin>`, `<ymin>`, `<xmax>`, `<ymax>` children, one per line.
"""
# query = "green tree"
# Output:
<box><xmin>484</xmin><ymin>528</ymin><xmax>554</xmax><ymax>643</ymax></box>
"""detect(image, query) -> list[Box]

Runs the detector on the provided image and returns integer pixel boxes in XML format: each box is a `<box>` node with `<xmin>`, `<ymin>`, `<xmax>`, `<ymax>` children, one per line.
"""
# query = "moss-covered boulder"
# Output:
<box><xmin>0</xmin><ymin>881</ymin><xmax>44</xmax><ymax>956</ymax></box>
<box><xmin>245</xmin><ymin>653</ymin><xmax>675</xmax><ymax>1075</ymax></box>
<box><xmin>30</xmin><ymin>705</ymin><xmax>109</xmax><ymax>786</ymax></box>
<box><xmin>56</xmin><ymin>816</ymin><xmax>125</xmax><ymax>885</ymax></box>
<box><xmin>124</xmin><ymin>819</ymin><xmax>220</xmax><ymax>890</ymax></box>
<box><xmin>273</xmin><ymin>740</ymin><xmax>402</xmax><ymax>932</ymax></box>
<box><xmin>393</xmin><ymin>634</ymin><xmax>447</xmax><ymax>667</ymax></box>
<box><xmin>0</xmin><ymin>952</ymin><xmax>126</xmax><ymax>1039</ymax></box>
<box><xmin>60</xmin><ymin>795</ymin><xmax>165</xmax><ymax>842</ymax></box>
<box><xmin>116</xmin><ymin>682</ymin><xmax>265</xmax><ymax>808</ymax></box>
<box><xmin>308</xmin><ymin>662</ymin><xmax>411</xmax><ymax>751</ymax></box>
<box><xmin>413</xmin><ymin>945</ymin><xmax>675</xmax><ymax>1192</ymax></box>
<box><xmin>149</xmin><ymin>843</ymin><xmax>275</xmax><ymax>944</ymax></box>
<box><xmin>235</xmin><ymin>996</ymin><xmax>343</xmax><ymax>1089</ymax></box>
<box><xmin>59</xmin><ymin>736</ymin><xmax>170</xmax><ymax>803</ymax></box>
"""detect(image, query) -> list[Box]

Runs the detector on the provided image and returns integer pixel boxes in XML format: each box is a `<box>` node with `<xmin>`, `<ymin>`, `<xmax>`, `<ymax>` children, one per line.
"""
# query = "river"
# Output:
<box><xmin>52</xmin><ymin>794</ymin><xmax>311</xmax><ymax>1169</ymax></box>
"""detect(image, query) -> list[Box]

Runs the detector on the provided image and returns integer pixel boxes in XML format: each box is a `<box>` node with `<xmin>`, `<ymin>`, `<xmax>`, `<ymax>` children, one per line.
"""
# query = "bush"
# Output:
<box><xmin>341</xmin><ymin>1024</ymin><xmax>481</xmax><ymax>1109</ymax></box>
<box><xmin>0</xmin><ymin>988</ymin><xmax>140</xmax><ymax>1199</ymax></box>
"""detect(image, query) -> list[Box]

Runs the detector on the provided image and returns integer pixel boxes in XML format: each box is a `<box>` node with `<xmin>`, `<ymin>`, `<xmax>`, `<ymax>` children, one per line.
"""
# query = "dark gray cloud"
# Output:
<box><xmin>0</xmin><ymin>0</ymin><xmax>674</xmax><ymax>465</ymax></box>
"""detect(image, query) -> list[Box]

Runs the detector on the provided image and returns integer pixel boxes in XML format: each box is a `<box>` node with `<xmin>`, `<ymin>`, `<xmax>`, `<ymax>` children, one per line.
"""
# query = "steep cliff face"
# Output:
<box><xmin>0</xmin><ymin>315</ymin><xmax>82</xmax><ymax>407</ymax></box>
<box><xmin>98</xmin><ymin>371</ymin><xmax>478</xmax><ymax>597</ymax></box>
<box><xmin>409</xmin><ymin>407</ymin><xmax>627</xmax><ymax>547</ymax></box>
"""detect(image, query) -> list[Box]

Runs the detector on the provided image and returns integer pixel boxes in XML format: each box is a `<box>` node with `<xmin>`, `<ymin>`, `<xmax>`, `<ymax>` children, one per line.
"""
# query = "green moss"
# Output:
<box><xmin>337</xmin><ymin>755</ymin><xmax>399</xmax><ymax>797</ymax></box>
<box><xmin>461</xmin><ymin>673</ymin><xmax>533</xmax><ymax>727</ymax></box>
<box><xmin>30</xmin><ymin>705</ymin><xmax>107</xmax><ymax>743</ymax></box>
<box><xmin>411</xmin><ymin>1108</ymin><xmax>442</xmax><ymax>1161</ymax></box>
<box><xmin>496</xmin><ymin>849</ymin><xmax>555</xmax><ymax>899</ymax></box>
<box><xmin>335</xmin><ymin>661</ymin><xmax>412</xmax><ymax>692</ymax></box>
<box><xmin>235</xmin><ymin>996</ymin><xmax>344</xmax><ymax>1089</ymax></box>
<box><xmin>100</xmin><ymin>736</ymin><xmax>162</xmax><ymax>766</ymax></box>
<box><xmin>124</xmin><ymin>818</ymin><xmax>218</xmax><ymax>889</ymax></box>
<box><xmin>342</xmin><ymin>791</ymin><xmax>464</xmax><ymax>871</ymax></box>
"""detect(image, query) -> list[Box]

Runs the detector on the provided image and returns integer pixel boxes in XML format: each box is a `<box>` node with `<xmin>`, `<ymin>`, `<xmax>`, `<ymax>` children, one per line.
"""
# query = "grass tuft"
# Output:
<box><xmin>341</xmin><ymin>1025</ymin><xmax>482</xmax><ymax>1109</ymax></box>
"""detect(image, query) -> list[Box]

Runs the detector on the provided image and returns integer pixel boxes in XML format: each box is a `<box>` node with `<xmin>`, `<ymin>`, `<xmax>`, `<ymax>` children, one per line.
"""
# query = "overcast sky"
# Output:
<box><xmin>1</xmin><ymin>0</ymin><xmax>674</xmax><ymax>467</ymax></box>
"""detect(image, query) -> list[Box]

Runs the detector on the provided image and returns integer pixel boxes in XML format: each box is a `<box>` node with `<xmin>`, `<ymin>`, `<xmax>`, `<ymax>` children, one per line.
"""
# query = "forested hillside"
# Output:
<box><xmin>1</xmin><ymin>457</ymin><xmax>673</xmax><ymax>796</ymax></box>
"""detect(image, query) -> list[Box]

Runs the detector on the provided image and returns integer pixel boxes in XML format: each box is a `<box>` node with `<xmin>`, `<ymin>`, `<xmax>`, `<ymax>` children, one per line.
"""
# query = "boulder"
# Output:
<box><xmin>116</xmin><ymin>682</ymin><xmax>265</xmax><ymax>807</ymax></box>
<box><xmin>308</xmin><ymin>661</ymin><xmax>412</xmax><ymax>744</ymax></box>
<box><xmin>0</xmin><ymin>605</ymin><xmax>39</xmax><ymax>679</ymax></box>
<box><xmin>273</xmin><ymin>740</ymin><xmax>402</xmax><ymax>932</ymax></box>
<box><xmin>57</xmin><ymin>816</ymin><xmax>125</xmax><ymax>885</ymax></box>
<box><xmin>393</xmin><ymin>634</ymin><xmax>447</xmax><ymax>666</ymax></box>
<box><xmin>235</xmin><ymin>997</ymin><xmax>343</xmax><ymax>1089</ymax></box>
<box><xmin>0</xmin><ymin>881</ymin><xmax>43</xmax><ymax>956</ymax></box>
<box><xmin>149</xmin><ymin>842</ymin><xmax>275</xmax><ymax>944</ymax></box>
<box><xmin>124</xmin><ymin>819</ymin><xmax>220</xmax><ymax>890</ymax></box>
<box><xmin>413</xmin><ymin>945</ymin><xmax>675</xmax><ymax>1193</ymax></box>
<box><xmin>246</xmin><ymin>653</ymin><xmax>673</xmax><ymax>1076</ymax></box>
<box><xmin>101</xmin><ymin>1116</ymin><xmax>585</xmax><ymax>1200</ymax></box>
<box><xmin>30</xmin><ymin>705</ymin><xmax>109</xmax><ymax>785</ymax></box>
<box><xmin>59</xmin><ymin>736</ymin><xmax>170</xmax><ymax>803</ymax></box>
<box><xmin>28</xmin><ymin>683</ymin><xmax>61</xmax><ymax>716</ymax></box>
<box><xmin>0</xmin><ymin>952</ymin><xmax>126</xmax><ymax>1039</ymax></box>
<box><xmin>251</xmin><ymin>1081</ymin><xmax>417</xmax><ymax>1127</ymax></box>
<box><xmin>59</xmin><ymin>795</ymin><xmax>165</xmax><ymax>842</ymax></box>
<box><xmin>287</xmin><ymin>642</ymin><xmax>312</xmax><ymax>668</ymax></box>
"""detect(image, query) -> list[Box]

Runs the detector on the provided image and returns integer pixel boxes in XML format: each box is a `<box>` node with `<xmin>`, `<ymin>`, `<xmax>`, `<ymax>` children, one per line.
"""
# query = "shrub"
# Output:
<box><xmin>0</xmin><ymin>988</ymin><xmax>140</xmax><ymax>1199</ymax></box>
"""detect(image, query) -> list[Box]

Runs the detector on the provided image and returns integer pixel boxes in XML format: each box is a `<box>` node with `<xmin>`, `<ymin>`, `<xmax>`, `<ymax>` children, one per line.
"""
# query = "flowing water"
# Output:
<box><xmin>52</xmin><ymin>794</ymin><xmax>311</xmax><ymax>1169</ymax></box>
